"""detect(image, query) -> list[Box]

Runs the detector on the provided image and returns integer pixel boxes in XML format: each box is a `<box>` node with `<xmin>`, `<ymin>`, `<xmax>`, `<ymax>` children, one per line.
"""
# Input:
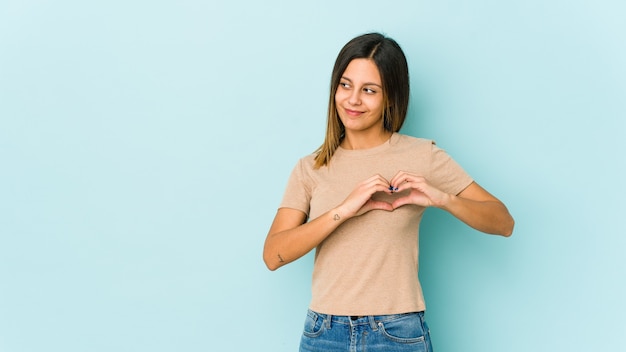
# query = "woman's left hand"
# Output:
<box><xmin>390</xmin><ymin>171</ymin><xmax>515</xmax><ymax>236</ymax></box>
<box><xmin>389</xmin><ymin>171</ymin><xmax>450</xmax><ymax>209</ymax></box>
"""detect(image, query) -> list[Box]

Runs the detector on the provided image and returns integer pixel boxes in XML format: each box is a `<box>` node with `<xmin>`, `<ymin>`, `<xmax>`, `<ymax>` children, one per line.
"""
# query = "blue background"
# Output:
<box><xmin>1</xmin><ymin>1</ymin><xmax>624</xmax><ymax>351</ymax></box>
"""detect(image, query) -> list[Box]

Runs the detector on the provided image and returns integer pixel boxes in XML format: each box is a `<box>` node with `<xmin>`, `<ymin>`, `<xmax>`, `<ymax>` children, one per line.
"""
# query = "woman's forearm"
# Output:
<box><xmin>263</xmin><ymin>207</ymin><xmax>348</xmax><ymax>271</ymax></box>
<box><xmin>441</xmin><ymin>194</ymin><xmax>514</xmax><ymax>236</ymax></box>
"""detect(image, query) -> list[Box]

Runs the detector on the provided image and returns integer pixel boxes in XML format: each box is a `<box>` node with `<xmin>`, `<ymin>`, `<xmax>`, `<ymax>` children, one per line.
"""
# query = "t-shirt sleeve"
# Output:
<box><xmin>278</xmin><ymin>157</ymin><xmax>312</xmax><ymax>216</ymax></box>
<box><xmin>428</xmin><ymin>141</ymin><xmax>474</xmax><ymax>195</ymax></box>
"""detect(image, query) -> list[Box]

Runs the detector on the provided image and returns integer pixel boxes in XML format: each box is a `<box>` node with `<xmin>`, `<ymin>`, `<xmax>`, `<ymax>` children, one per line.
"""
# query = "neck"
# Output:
<box><xmin>341</xmin><ymin>130</ymin><xmax>393</xmax><ymax>150</ymax></box>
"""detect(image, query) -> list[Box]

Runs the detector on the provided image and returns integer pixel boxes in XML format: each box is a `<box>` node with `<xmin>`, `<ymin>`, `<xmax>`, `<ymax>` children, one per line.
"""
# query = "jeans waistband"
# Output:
<box><xmin>308</xmin><ymin>309</ymin><xmax>425</xmax><ymax>330</ymax></box>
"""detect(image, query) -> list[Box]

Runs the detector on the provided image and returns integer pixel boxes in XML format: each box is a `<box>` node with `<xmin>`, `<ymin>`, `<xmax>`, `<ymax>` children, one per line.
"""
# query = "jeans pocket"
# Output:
<box><xmin>302</xmin><ymin>310</ymin><xmax>325</xmax><ymax>338</ymax></box>
<box><xmin>378</xmin><ymin>313</ymin><xmax>426</xmax><ymax>344</ymax></box>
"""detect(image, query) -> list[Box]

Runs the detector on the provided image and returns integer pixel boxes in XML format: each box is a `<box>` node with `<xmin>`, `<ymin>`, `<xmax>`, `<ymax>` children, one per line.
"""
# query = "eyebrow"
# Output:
<box><xmin>340</xmin><ymin>76</ymin><xmax>382</xmax><ymax>88</ymax></box>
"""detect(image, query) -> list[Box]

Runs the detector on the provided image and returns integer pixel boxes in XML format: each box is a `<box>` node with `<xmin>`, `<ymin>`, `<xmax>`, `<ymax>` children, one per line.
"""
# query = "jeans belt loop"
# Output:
<box><xmin>367</xmin><ymin>315</ymin><xmax>378</xmax><ymax>331</ymax></box>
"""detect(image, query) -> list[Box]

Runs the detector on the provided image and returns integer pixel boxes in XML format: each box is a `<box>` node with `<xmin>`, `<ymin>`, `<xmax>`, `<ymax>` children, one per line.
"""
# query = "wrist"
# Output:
<box><xmin>436</xmin><ymin>193</ymin><xmax>454</xmax><ymax>209</ymax></box>
<box><xmin>330</xmin><ymin>205</ymin><xmax>350</xmax><ymax>222</ymax></box>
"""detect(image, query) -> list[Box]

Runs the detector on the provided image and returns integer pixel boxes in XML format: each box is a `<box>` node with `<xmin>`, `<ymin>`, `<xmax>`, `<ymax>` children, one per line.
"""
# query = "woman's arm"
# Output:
<box><xmin>263</xmin><ymin>208</ymin><xmax>344</xmax><ymax>271</ymax></box>
<box><xmin>390</xmin><ymin>172</ymin><xmax>514</xmax><ymax>236</ymax></box>
<box><xmin>263</xmin><ymin>174</ymin><xmax>395</xmax><ymax>271</ymax></box>
<box><xmin>442</xmin><ymin>182</ymin><xmax>514</xmax><ymax>236</ymax></box>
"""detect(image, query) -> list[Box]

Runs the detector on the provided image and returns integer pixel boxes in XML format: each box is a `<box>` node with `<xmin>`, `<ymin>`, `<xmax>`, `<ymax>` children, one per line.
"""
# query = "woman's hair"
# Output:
<box><xmin>314</xmin><ymin>32</ymin><xmax>410</xmax><ymax>169</ymax></box>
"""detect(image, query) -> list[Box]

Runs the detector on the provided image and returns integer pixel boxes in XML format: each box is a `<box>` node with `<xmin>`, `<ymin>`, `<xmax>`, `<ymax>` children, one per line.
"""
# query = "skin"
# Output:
<box><xmin>263</xmin><ymin>58</ymin><xmax>514</xmax><ymax>271</ymax></box>
<box><xmin>335</xmin><ymin>59</ymin><xmax>390</xmax><ymax>150</ymax></box>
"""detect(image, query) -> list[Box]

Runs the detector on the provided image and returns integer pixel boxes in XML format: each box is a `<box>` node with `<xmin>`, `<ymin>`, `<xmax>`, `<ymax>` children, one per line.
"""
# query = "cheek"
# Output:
<box><xmin>334</xmin><ymin>90</ymin><xmax>346</xmax><ymax>103</ymax></box>
<box><xmin>366</xmin><ymin>97</ymin><xmax>384</xmax><ymax>112</ymax></box>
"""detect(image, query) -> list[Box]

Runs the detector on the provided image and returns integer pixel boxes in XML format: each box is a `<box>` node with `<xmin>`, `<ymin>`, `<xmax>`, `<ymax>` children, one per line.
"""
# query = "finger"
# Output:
<box><xmin>366</xmin><ymin>200</ymin><xmax>394</xmax><ymax>212</ymax></box>
<box><xmin>370</xmin><ymin>183</ymin><xmax>395</xmax><ymax>195</ymax></box>
<box><xmin>394</xmin><ymin>180</ymin><xmax>417</xmax><ymax>193</ymax></box>
<box><xmin>391</xmin><ymin>178</ymin><xmax>412</xmax><ymax>193</ymax></box>
<box><xmin>391</xmin><ymin>196</ymin><xmax>411</xmax><ymax>209</ymax></box>
<box><xmin>389</xmin><ymin>171</ymin><xmax>406</xmax><ymax>187</ymax></box>
<box><xmin>394</xmin><ymin>176</ymin><xmax>427</xmax><ymax>193</ymax></box>
<box><xmin>390</xmin><ymin>171</ymin><xmax>418</xmax><ymax>190</ymax></box>
<box><xmin>362</xmin><ymin>176</ymin><xmax>393</xmax><ymax>194</ymax></box>
<box><xmin>348</xmin><ymin>181</ymin><xmax>393</xmax><ymax>209</ymax></box>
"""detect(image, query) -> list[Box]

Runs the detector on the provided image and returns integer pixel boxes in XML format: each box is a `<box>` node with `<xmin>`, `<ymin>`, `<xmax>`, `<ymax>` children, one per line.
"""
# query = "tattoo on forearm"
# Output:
<box><xmin>333</xmin><ymin>214</ymin><xmax>340</xmax><ymax>221</ymax></box>
<box><xmin>277</xmin><ymin>254</ymin><xmax>285</xmax><ymax>263</ymax></box>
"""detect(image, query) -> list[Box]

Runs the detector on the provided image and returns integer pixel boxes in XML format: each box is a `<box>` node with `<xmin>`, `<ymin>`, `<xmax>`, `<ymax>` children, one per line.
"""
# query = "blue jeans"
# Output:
<box><xmin>299</xmin><ymin>309</ymin><xmax>433</xmax><ymax>352</ymax></box>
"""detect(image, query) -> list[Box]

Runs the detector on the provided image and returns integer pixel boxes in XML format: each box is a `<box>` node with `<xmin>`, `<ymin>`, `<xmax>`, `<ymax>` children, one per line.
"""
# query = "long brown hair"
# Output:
<box><xmin>314</xmin><ymin>33</ymin><xmax>410</xmax><ymax>169</ymax></box>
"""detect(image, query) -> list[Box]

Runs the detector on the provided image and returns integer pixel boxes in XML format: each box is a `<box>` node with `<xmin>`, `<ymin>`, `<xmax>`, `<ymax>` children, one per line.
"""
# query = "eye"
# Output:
<box><xmin>339</xmin><ymin>81</ymin><xmax>351</xmax><ymax>89</ymax></box>
<box><xmin>363</xmin><ymin>87</ymin><xmax>377</xmax><ymax>94</ymax></box>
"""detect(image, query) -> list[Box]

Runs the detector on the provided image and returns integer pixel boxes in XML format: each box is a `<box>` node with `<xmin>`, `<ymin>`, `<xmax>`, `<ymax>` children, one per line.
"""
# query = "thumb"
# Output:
<box><xmin>392</xmin><ymin>196</ymin><xmax>411</xmax><ymax>209</ymax></box>
<box><xmin>367</xmin><ymin>200</ymin><xmax>394</xmax><ymax>212</ymax></box>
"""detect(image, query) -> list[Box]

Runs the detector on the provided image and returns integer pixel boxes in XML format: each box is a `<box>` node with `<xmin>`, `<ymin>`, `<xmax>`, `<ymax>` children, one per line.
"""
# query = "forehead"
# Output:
<box><xmin>342</xmin><ymin>59</ymin><xmax>381</xmax><ymax>84</ymax></box>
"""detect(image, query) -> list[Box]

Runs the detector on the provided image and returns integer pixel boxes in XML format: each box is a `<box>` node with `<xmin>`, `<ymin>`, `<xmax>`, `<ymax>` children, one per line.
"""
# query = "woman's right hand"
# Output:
<box><xmin>263</xmin><ymin>174</ymin><xmax>394</xmax><ymax>271</ymax></box>
<box><xmin>335</xmin><ymin>174</ymin><xmax>394</xmax><ymax>219</ymax></box>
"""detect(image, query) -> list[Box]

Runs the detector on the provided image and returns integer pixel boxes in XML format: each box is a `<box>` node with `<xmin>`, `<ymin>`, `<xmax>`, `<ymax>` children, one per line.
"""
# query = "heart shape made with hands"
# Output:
<box><xmin>376</xmin><ymin>178</ymin><xmax>435</xmax><ymax>210</ymax></box>
<box><xmin>370</xmin><ymin>188</ymin><xmax>417</xmax><ymax>211</ymax></box>
<box><xmin>349</xmin><ymin>172</ymin><xmax>437</xmax><ymax>216</ymax></box>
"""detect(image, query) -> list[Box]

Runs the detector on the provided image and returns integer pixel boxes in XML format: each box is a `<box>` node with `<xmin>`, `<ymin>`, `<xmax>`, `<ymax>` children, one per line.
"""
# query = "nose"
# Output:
<box><xmin>348</xmin><ymin>90</ymin><xmax>361</xmax><ymax>106</ymax></box>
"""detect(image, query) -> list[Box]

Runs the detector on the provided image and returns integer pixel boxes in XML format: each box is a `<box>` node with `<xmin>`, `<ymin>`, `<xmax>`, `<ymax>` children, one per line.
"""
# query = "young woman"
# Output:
<box><xmin>263</xmin><ymin>32</ymin><xmax>514</xmax><ymax>352</ymax></box>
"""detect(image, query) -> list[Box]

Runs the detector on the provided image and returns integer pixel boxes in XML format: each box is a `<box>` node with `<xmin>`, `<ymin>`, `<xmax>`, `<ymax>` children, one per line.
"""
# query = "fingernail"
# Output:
<box><xmin>394</xmin><ymin>187</ymin><xmax>399</xmax><ymax>191</ymax></box>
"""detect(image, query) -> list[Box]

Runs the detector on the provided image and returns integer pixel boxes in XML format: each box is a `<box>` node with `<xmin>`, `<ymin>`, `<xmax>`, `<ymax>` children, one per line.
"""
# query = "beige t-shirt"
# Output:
<box><xmin>279</xmin><ymin>133</ymin><xmax>473</xmax><ymax>315</ymax></box>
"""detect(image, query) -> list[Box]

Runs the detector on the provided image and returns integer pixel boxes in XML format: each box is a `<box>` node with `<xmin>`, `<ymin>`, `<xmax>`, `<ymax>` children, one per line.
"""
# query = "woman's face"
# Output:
<box><xmin>335</xmin><ymin>59</ymin><xmax>385</xmax><ymax>135</ymax></box>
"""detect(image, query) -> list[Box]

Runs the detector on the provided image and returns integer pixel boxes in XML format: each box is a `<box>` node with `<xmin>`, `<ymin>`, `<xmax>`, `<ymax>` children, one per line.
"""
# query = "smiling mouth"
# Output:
<box><xmin>344</xmin><ymin>108</ymin><xmax>363</xmax><ymax>116</ymax></box>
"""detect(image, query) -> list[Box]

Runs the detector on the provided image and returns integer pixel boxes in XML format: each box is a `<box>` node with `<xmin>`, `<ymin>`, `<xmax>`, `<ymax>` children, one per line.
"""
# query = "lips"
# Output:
<box><xmin>344</xmin><ymin>108</ymin><xmax>364</xmax><ymax>117</ymax></box>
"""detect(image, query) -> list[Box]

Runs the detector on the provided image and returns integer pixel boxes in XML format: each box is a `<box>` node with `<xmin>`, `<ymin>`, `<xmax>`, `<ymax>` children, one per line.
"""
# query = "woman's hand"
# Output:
<box><xmin>336</xmin><ymin>174</ymin><xmax>395</xmax><ymax>219</ymax></box>
<box><xmin>389</xmin><ymin>170</ymin><xmax>514</xmax><ymax>236</ymax></box>
<box><xmin>264</xmin><ymin>174</ymin><xmax>395</xmax><ymax>271</ymax></box>
<box><xmin>389</xmin><ymin>171</ymin><xmax>450</xmax><ymax>209</ymax></box>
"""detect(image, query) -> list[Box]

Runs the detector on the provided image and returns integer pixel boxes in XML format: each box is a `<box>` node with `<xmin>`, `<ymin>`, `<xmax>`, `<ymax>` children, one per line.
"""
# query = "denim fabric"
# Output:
<box><xmin>299</xmin><ymin>309</ymin><xmax>433</xmax><ymax>352</ymax></box>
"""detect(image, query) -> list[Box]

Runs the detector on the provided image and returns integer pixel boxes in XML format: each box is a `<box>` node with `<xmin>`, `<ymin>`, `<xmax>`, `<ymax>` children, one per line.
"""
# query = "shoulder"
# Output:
<box><xmin>298</xmin><ymin>153</ymin><xmax>317</xmax><ymax>169</ymax></box>
<box><xmin>391</xmin><ymin>133</ymin><xmax>436</xmax><ymax>151</ymax></box>
<box><xmin>288</xmin><ymin>153</ymin><xmax>318</xmax><ymax>179</ymax></box>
